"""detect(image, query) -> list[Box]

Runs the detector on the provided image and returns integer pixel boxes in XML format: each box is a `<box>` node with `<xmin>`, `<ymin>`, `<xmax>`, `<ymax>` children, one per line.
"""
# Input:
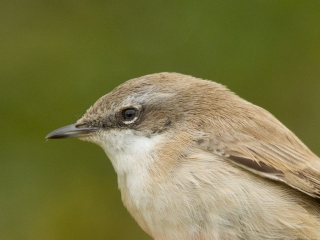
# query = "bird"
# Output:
<box><xmin>46</xmin><ymin>72</ymin><xmax>320</xmax><ymax>240</ymax></box>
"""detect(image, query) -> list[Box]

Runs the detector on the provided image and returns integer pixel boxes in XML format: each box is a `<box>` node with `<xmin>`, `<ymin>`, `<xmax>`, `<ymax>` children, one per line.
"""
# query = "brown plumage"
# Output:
<box><xmin>47</xmin><ymin>73</ymin><xmax>320</xmax><ymax>240</ymax></box>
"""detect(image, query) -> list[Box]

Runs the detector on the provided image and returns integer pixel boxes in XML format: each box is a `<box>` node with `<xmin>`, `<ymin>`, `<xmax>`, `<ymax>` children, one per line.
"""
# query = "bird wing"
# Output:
<box><xmin>199</xmin><ymin>106</ymin><xmax>320</xmax><ymax>198</ymax></box>
<box><xmin>223</xmin><ymin>138</ymin><xmax>320</xmax><ymax>198</ymax></box>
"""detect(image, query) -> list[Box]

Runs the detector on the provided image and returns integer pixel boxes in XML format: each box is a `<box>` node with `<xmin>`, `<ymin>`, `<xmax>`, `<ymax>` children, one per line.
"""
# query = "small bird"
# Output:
<box><xmin>47</xmin><ymin>73</ymin><xmax>320</xmax><ymax>240</ymax></box>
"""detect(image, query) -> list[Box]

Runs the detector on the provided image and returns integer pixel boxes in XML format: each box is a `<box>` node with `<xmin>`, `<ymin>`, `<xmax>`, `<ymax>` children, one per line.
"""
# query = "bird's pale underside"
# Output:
<box><xmin>47</xmin><ymin>73</ymin><xmax>320</xmax><ymax>240</ymax></box>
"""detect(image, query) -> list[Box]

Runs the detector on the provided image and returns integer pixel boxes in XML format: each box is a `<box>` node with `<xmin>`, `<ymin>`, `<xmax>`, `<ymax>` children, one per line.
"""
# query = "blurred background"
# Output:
<box><xmin>1</xmin><ymin>1</ymin><xmax>320</xmax><ymax>239</ymax></box>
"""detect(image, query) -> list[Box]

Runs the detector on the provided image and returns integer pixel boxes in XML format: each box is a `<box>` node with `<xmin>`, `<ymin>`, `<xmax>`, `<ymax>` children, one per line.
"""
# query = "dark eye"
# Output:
<box><xmin>122</xmin><ymin>108</ymin><xmax>137</xmax><ymax>123</ymax></box>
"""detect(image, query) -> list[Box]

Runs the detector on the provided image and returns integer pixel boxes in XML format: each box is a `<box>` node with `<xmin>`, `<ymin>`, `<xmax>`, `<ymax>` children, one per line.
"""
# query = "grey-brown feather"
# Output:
<box><xmin>78</xmin><ymin>72</ymin><xmax>320</xmax><ymax>239</ymax></box>
<box><xmin>81</xmin><ymin>71</ymin><xmax>320</xmax><ymax>199</ymax></box>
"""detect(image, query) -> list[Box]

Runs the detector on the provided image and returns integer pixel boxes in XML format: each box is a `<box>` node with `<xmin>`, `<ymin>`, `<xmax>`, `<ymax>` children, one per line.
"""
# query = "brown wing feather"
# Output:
<box><xmin>225</xmin><ymin>140</ymin><xmax>320</xmax><ymax>198</ymax></box>
<box><xmin>197</xmin><ymin>100</ymin><xmax>320</xmax><ymax>198</ymax></box>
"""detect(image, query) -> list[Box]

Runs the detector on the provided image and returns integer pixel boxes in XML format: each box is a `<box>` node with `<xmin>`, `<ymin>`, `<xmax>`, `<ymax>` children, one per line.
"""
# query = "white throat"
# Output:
<box><xmin>85</xmin><ymin>129</ymin><xmax>164</xmax><ymax>205</ymax></box>
<box><xmin>89</xmin><ymin>129</ymin><xmax>162</xmax><ymax>175</ymax></box>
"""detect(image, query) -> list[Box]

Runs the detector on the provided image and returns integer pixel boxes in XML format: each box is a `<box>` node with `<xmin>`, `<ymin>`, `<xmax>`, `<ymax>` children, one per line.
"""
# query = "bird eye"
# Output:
<box><xmin>121</xmin><ymin>108</ymin><xmax>137</xmax><ymax>124</ymax></box>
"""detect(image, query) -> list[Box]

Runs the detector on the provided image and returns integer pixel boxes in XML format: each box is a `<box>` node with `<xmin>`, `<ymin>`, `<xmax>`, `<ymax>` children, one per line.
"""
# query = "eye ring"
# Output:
<box><xmin>121</xmin><ymin>108</ymin><xmax>138</xmax><ymax>124</ymax></box>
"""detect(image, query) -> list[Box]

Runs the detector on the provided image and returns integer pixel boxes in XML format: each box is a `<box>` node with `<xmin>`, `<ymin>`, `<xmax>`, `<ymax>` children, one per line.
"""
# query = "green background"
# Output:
<box><xmin>1</xmin><ymin>1</ymin><xmax>320</xmax><ymax>239</ymax></box>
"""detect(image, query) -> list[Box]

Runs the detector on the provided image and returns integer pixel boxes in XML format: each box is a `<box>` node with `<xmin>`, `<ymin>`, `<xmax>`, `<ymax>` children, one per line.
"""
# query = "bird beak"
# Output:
<box><xmin>46</xmin><ymin>123</ymin><xmax>99</xmax><ymax>139</ymax></box>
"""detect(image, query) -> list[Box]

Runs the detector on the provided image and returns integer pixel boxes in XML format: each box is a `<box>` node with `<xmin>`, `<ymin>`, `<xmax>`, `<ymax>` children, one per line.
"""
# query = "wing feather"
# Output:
<box><xmin>195</xmin><ymin>103</ymin><xmax>320</xmax><ymax>198</ymax></box>
<box><xmin>226</xmin><ymin>141</ymin><xmax>320</xmax><ymax>198</ymax></box>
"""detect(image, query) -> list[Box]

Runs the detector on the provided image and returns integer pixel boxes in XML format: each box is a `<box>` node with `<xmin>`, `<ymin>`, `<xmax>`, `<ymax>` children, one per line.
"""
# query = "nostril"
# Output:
<box><xmin>75</xmin><ymin>122</ymin><xmax>89</xmax><ymax>128</ymax></box>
